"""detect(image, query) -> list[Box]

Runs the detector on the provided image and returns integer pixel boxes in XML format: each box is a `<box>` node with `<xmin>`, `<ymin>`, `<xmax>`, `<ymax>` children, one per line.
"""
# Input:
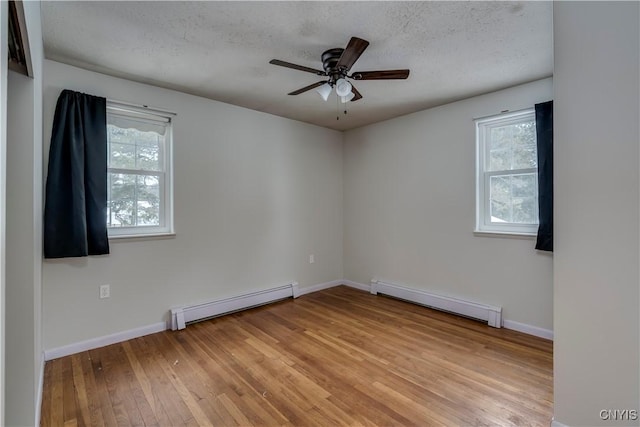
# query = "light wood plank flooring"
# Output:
<box><xmin>41</xmin><ymin>286</ymin><xmax>553</xmax><ymax>426</ymax></box>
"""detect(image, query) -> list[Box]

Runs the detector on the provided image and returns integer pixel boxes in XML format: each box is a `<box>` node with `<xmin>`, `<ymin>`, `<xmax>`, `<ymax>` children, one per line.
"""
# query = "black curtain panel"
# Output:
<box><xmin>535</xmin><ymin>100</ymin><xmax>553</xmax><ymax>252</ymax></box>
<box><xmin>44</xmin><ymin>90</ymin><xmax>110</xmax><ymax>258</ymax></box>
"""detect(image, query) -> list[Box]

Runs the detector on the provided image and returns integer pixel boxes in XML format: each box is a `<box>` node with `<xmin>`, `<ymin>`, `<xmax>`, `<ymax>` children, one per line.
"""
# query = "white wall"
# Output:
<box><xmin>42</xmin><ymin>60</ymin><xmax>344</xmax><ymax>350</ymax></box>
<box><xmin>553</xmin><ymin>2</ymin><xmax>639</xmax><ymax>426</ymax></box>
<box><xmin>5</xmin><ymin>2</ymin><xmax>44</xmax><ymax>426</ymax></box>
<box><xmin>343</xmin><ymin>78</ymin><xmax>553</xmax><ymax>331</ymax></box>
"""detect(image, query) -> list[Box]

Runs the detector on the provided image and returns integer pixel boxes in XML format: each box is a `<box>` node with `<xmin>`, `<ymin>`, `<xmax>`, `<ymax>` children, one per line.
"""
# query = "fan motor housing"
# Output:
<box><xmin>322</xmin><ymin>48</ymin><xmax>347</xmax><ymax>85</ymax></box>
<box><xmin>321</xmin><ymin>48</ymin><xmax>344</xmax><ymax>74</ymax></box>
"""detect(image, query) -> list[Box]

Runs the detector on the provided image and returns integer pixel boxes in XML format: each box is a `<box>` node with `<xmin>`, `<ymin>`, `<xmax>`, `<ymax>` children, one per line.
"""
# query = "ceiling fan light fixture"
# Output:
<box><xmin>316</xmin><ymin>83</ymin><xmax>332</xmax><ymax>101</ymax></box>
<box><xmin>340</xmin><ymin>92</ymin><xmax>355</xmax><ymax>103</ymax></box>
<box><xmin>335</xmin><ymin>78</ymin><xmax>352</xmax><ymax>97</ymax></box>
<box><xmin>270</xmin><ymin>37</ymin><xmax>410</xmax><ymax>104</ymax></box>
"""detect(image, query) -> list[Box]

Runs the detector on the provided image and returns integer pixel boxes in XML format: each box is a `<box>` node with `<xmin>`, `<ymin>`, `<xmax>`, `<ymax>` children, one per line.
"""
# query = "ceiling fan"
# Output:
<box><xmin>269</xmin><ymin>37</ymin><xmax>410</xmax><ymax>103</ymax></box>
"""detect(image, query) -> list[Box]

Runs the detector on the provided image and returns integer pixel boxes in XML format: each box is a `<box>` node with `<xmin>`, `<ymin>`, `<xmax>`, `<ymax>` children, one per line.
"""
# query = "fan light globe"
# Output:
<box><xmin>335</xmin><ymin>78</ymin><xmax>352</xmax><ymax>97</ymax></box>
<box><xmin>340</xmin><ymin>93</ymin><xmax>355</xmax><ymax>103</ymax></box>
<box><xmin>316</xmin><ymin>83</ymin><xmax>332</xmax><ymax>101</ymax></box>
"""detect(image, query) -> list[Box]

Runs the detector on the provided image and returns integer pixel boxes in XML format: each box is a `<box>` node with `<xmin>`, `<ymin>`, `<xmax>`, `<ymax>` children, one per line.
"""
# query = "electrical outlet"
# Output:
<box><xmin>99</xmin><ymin>284</ymin><xmax>110</xmax><ymax>299</ymax></box>
<box><xmin>309</xmin><ymin>254</ymin><xmax>315</xmax><ymax>264</ymax></box>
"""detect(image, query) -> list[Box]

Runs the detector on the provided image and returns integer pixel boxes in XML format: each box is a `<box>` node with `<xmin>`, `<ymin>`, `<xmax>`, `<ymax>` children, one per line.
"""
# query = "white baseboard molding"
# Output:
<box><xmin>294</xmin><ymin>279</ymin><xmax>371</xmax><ymax>295</ymax></box>
<box><xmin>42</xmin><ymin>280</ymin><xmax>318</xmax><ymax>360</ymax></box>
<box><xmin>503</xmin><ymin>319</ymin><xmax>554</xmax><ymax>340</ymax></box>
<box><xmin>371</xmin><ymin>279</ymin><xmax>503</xmax><ymax>328</ymax></box>
<box><xmin>41</xmin><ymin>279</ymin><xmax>553</xmax><ymax>363</ymax></box>
<box><xmin>550</xmin><ymin>418</ymin><xmax>569</xmax><ymax>427</ymax></box>
<box><xmin>342</xmin><ymin>280</ymin><xmax>371</xmax><ymax>292</ymax></box>
<box><xmin>170</xmin><ymin>282</ymin><xmax>298</xmax><ymax>330</ymax></box>
<box><xmin>44</xmin><ymin>322</ymin><xmax>167</xmax><ymax>361</ymax></box>
<box><xmin>297</xmin><ymin>279</ymin><xmax>344</xmax><ymax>296</ymax></box>
<box><xmin>35</xmin><ymin>351</ymin><xmax>45</xmax><ymax>426</ymax></box>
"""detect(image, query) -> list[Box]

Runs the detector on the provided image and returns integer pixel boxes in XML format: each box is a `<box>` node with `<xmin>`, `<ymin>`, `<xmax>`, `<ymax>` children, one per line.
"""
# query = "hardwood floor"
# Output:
<box><xmin>40</xmin><ymin>286</ymin><xmax>553</xmax><ymax>426</ymax></box>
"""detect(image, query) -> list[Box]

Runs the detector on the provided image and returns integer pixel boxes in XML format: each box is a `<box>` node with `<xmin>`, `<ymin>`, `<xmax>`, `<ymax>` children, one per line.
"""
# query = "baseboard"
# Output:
<box><xmin>42</xmin><ymin>280</ymin><xmax>322</xmax><ymax>360</ymax></box>
<box><xmin>42</xmin><ymin>278</ymin><xmax>551</xmax><ymax>363</ymax></box>
<box><xmin>44</xmin><ymin>322</ymin><xmax>167</xmax><ymax>361</ymax></box>
<box><xmin>551</xmin><ymin>418</ymin><xmax>569</xmax><ymax>427</ymax></box>
<box><xmin>342</xmin><ymin>280</ymin><xmax>371</xmax><ymax>292</ymax></box>
<box><xmin>371</xmin><ymin>279</ymin><xmax>503</xmax><ymax>328</ymax></box>
<box><xmin>35</xmin><ymin>351</ymin><xmax>45</xmax><ymax>426</ymax></box>
<box><xmin>298</xmin><ymin>279</ymin><xmax>370</xmax><ymax>295</ymax></box>
<box><xmin>297</xmin><ymin>279</ymin><xmax>344</xmax><ymax>296</ymax></box>
<box><xmin>503</xmin><ymin>319</ymin><xmax>554</xmax><ymax>340</ymax></box>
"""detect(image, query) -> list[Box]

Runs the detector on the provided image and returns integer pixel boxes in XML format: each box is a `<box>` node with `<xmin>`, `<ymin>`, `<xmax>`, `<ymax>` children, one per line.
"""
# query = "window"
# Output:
<box><xmin>106</xmin><ymin>104</ymin><xmax>173</xmax><ymax>237</ymax></box>
<box><xmin>475</xmin><ymin>109</ymin><xmax>538</xmax><ymax>235</ymax></box>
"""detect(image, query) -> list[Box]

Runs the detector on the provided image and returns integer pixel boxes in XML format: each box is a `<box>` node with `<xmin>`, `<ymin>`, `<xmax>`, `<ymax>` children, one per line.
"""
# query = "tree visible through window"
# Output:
<box><xmin>107</xmin><ymin>105</ymin><xmax>173</xmax><ymax>237</ymax></box>
<box><xmin>476</xmin><ymin>110</ymin><xmax>538</xmax><ymax>234</ymax></box>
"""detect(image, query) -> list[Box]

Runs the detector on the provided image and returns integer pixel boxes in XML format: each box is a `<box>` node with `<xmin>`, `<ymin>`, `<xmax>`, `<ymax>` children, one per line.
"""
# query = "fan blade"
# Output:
<box><xmin>288</xmin><ymin>81</ymin><xmax>328</xmax><ymax>96</ymax></box>
<box><xmin>336</xmin><ymin>37</ymin><xmax>369</xmax><ymax>72</ymax></box>
<box><xmin>351</xmin><ymin>69</ymin><xmax>410</xmax><ymax>80</ymax></box>
<box><xmin>269</xmin><ymin>59</ymin><xmax>326</xmax><ymax>76</ymax></box>
<box><xmin>350</xmin><ymin>84</ymin><xmax>363</xmax><ymax>102</ymax></box>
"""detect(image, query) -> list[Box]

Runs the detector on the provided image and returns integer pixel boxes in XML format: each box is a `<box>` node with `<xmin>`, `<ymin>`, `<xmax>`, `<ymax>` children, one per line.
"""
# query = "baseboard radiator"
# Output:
<box><xmin>371</xmin><ymin>279</ymin><xmax>502</xmax><ymax>328</ymax></box>
<box><xmin>170</xmin><ymin>282</ymin><xmax>299</xmax><ymax>330</ymax></box>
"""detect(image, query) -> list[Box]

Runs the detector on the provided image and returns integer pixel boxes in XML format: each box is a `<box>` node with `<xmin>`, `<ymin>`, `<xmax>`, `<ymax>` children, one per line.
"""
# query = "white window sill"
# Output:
<box><xmin>109</xmin><ymin>232</ymin><xmax>176</xmax><ymax>242</ymax></box>
<box><xmin>473</xmin><ymin>230</ymin><xmax>536</xmax><ymax>240</ymax></box>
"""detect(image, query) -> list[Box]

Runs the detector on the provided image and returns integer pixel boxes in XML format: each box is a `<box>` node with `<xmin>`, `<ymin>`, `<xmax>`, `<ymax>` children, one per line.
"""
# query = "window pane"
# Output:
<box><xmin>108</xmin><ymin>173</ymin><xmax>161</xmax><ymax>227</ymax></box>
<box><xmin>108</xmin><ymin>173</ymin><xmax>136</xmax><ymax>227</ymax></box>
<box><xmin>489</xmin><ymin>173</ymin><xmax>538</xmax><ymax>224</ymax></box>
<box><xmin>107</xmin><ymin>124</ymin><xmax>163</xmax><ymax>171</ymax></box>
<box><xmin>109</xmin><ymin>141</ymin><xmax>136</xmax><ymax>169</ymax></box>
<box><xmin>488</xmin><ymin>120</ymin><xmax>537</xmax><ymax>171</ymax></box>
<box><xmin>137</xmin><ymin>137</ymin><xmax>161</xmax><ymax>171</ymax></box>
<box><xmin>136</xmin><ymin>175</ymin><xmax>160</xmax><ymax>226</ymax></box>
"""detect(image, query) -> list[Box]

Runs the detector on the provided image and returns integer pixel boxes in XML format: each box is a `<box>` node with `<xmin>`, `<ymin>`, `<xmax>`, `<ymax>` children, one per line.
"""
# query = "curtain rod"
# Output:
<box><xmin>107</xmin><ymin>99</ymin><xmax>176</xmax><ymax>117</ymax></box>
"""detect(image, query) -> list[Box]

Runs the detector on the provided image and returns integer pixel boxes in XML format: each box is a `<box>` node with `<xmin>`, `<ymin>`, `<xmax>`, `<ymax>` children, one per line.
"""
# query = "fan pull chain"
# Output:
<box><xmin>335</xmin><ymin>94</ymin><xmax>349</xmax><ymax>120</ymax></box>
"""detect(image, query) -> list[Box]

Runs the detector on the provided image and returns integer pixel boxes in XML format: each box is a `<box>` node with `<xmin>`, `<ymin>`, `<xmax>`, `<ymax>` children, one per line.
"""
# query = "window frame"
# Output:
<box><xmin>106</xmin><ymin>103</ymin><xmax>174</xmax><ymax>239</ymax></box>
<box><xmin>475</xmin><ymin>109</ymin><xmax>539</xmax><ymax>236</ymax></box>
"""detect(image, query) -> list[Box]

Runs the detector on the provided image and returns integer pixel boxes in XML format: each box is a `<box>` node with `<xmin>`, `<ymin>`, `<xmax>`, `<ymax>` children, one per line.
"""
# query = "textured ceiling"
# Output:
<box><xmin>41</xmin><ymin>1</ymin><xmax>553</xmax><ymax>131</ymax></box>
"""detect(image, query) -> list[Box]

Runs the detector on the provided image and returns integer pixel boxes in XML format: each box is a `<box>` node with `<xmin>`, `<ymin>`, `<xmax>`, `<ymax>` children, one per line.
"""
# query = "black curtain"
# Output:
<box><xmin>535</xmin><ymin>101</ymin><xmax>553</xmax><ymax>252</ymax></box>
<box><xmin>44</xmin><ymin>90</ymin><xmax>110</xmax><ymax>258</ymax></box>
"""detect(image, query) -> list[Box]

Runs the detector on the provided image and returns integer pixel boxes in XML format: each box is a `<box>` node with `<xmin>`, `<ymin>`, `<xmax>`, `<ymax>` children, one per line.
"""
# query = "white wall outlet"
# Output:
<box><xmin>309</xmin><ymin>254</ymin><xmax>315</xmax><ymax>264</ymax></box>
<box><xmin>99</xmin><ymin>284</ymin><xmax>110</xmax><ymax>299</ymax></box>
